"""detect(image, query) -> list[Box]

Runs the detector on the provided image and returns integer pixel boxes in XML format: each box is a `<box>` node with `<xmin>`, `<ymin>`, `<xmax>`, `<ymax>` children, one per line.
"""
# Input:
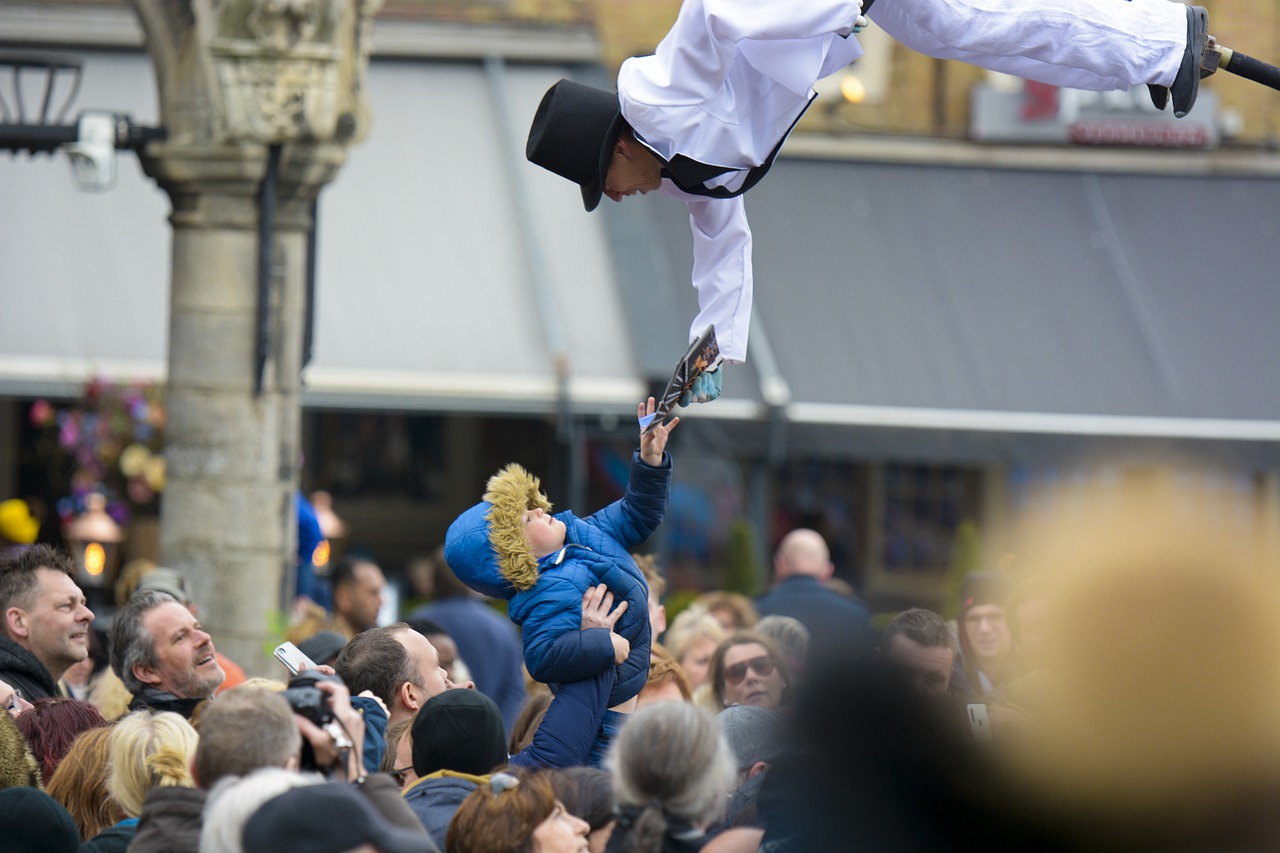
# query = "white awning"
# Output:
<box><xmin>0</xmin><ymin>50</ymin><xmax>645</xmax><ymax>412</ymax></box>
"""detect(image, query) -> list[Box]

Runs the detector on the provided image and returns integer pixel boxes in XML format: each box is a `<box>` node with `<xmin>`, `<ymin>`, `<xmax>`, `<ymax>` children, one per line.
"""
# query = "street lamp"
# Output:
<box><xmin>0</xmin><ymin>53</ymin><xmax>163</xmax><ymax>189</ymax></box>
<box><xmin>64</xmin><ymin>493</ymin><xmax>123</xmax><ymax>604</ymax></box>
<box><xmin>309</xmin><ymin>490</ymin><xmax>348</xmax><ymax>569</ymax></box>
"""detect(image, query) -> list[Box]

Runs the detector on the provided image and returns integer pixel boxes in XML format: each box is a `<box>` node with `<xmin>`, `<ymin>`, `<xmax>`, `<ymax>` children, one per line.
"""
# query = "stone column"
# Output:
<box><xmin>127</xmin><ymin>0</ymin><xmax>380</xmax><ymax>674</ymax></box>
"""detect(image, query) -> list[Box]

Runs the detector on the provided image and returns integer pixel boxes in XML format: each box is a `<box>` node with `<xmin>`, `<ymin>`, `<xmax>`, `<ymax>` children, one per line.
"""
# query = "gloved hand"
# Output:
<box><xmin>679</xmin><ymin>363</ymin><xmax>723</xmax><ymax>407</ymax></box>
<box><xmin>853</xmin><ymin>14</ymin><xmax>869</xmax><ymax>32</ymax></box>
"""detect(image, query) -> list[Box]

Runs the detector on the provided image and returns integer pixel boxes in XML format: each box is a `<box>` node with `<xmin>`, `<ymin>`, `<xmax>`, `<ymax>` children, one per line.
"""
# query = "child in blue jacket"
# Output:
<box><xmin>444</xmin><ymin>398</ymin><xmax>678</xmax><ymax>762</ymax></box>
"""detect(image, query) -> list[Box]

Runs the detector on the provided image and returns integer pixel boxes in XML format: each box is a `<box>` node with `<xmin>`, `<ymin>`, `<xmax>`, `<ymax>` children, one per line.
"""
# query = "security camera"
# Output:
<box><xmin>64</xmin><ymin>111</ymin><xmax>120</xmax><ymax>192</ymax></box>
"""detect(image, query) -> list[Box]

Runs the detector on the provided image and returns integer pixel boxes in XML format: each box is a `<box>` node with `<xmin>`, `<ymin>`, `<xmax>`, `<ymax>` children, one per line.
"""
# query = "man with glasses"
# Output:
<box><xmin>954</xmin><ymin>572</ymin><xmax>1013</xmax><ymax>700</ymax></box>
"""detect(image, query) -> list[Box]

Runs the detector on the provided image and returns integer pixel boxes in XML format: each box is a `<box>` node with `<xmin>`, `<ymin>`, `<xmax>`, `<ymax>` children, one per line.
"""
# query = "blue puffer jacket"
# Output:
<box><xmin>444</xmin><ymin>451</ymin><xmax>670</xmax><ymax>706</ymax></box>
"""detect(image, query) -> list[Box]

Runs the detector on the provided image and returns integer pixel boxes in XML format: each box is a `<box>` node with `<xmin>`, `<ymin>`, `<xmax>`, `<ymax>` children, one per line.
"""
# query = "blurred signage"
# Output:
<box><xmin>971</xmin><ymin>81</ymin><xmax>1219</xmax><ymax>148</ymax></box>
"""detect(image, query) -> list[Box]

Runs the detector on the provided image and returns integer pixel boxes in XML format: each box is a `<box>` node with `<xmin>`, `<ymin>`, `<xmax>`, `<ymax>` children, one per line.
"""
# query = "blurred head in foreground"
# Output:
<box><xmin>1002</xmin><ymin>466</ymin><xmax>1280</xmax><ymax>848</ymax></box>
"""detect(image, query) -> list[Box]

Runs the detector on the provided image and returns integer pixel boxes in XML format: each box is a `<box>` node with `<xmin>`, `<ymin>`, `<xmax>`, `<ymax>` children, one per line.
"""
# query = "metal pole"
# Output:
<box><xmin>255</xmin><ymin>143</ymin><xmax>281</xmax><ymax>396</ymax></box>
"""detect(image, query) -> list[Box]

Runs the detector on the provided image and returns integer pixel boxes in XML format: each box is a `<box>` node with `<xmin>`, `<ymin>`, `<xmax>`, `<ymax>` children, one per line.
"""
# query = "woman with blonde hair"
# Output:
<box><xmin>662</xmin><ymin>608</ymin><xmax>727</xmax><ymax>699</ymax></box>
<box><xmin>45</xmin><ymin>727</ymin><xmax>121</xmax><ymax>842</ymax></box>
<box><xmin>604</xmin><ymin>702</ymin><xmax>737</xmax><ymax>853</ymax></box>
<box><xmin>689</xmin><ymin>592</ymin><xmax>757</xmax><ymax>633</ymax></box>
<box><xmin>80</xmin><ymin>710</ymin><xmax>198</xmax><ymax>852</ymax></box>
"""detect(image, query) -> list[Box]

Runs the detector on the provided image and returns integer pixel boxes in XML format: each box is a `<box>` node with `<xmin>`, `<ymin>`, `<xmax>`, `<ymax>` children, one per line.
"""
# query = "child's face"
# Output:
<box><xmin>522</xmin><ymin>507</ymin><xmax>566</xmax><ymax>558</ymax></box>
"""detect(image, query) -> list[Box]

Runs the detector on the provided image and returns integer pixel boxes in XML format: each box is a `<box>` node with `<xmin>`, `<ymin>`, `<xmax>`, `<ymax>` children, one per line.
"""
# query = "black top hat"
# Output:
<box><xmin>526</xmin><ymin>79</ymin><xmax>625</xmax><ymax>212</ymax></box>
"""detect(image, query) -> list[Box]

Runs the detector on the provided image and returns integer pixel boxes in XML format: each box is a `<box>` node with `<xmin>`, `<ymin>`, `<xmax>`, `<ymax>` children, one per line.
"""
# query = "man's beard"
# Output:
<box><xmin>169</xmin><ymin>656</ymin><xmax>226</xmax><ymax>698</ymax></box>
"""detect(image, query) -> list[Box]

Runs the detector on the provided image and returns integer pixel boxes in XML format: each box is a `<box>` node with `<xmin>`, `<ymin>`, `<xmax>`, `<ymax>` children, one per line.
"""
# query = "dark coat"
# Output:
<box><xmin>755</xmin><ymin>576</ymin><xmax>873</xmax><ymax>660</ymax></box>
<box><xmin>0</xmin><ymin>634</ymin><xmax>58</xmax><ymax>700</ymax></box>
<box><xmin>508</xmin><ymin>669</ymin><xmax>614</xmax><ymax>771</ymax></box>
<box><xmin>351</xmin><ymin>695</ymin><xmax>388</xmax><ymax>775</ymax></box>
<box><xmin>354</xmin><ymin>773</ymin><xmax>435</xmax><ymax>839</ymax></box>
<box><xmin>127</xmin><ymin>689</ymin><xmax>204</xmax><ymax>719</ymax></box>
<box><xmin>129</xmin><ymin>787</ymin><xmax>205</xmax><ymax>853</ymax></box>
<box><xmin>445</xmin><ymin>452</ymin><xmax>670</xmax><ymax>706</ymax></box>
<box><xmin>77</xmin><ymin>819</ymin><xmax>136</xmax><ymax>853</ymax></box>
<box><xmin>402</xmin><ymin>773</ymin><xmax>481</xmax><ymax>850</ymax></box>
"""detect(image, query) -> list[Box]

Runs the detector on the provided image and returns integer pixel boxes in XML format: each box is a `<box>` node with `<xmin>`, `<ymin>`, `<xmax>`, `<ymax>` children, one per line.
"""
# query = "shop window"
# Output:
<box><xmin>879</xmin><ymin>462</ymin><xmax>983</xmax><ymax>573</ymax></box>
<box><xmin>303</xmin><ymin>411</ymin><xmax>447</xmax><ymax>500</ymax></box>
<box><xmin>773</xmin><ymin>460</ymin><xmax>869</xmax><ymax>588</ymax></box>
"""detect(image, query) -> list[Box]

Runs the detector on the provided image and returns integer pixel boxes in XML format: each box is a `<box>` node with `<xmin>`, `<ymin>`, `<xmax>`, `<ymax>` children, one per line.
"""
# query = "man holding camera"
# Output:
<box><xmin>130</xmin><ymin>680</ymin><xmax>429</xmax><ymax>852</ymax></box>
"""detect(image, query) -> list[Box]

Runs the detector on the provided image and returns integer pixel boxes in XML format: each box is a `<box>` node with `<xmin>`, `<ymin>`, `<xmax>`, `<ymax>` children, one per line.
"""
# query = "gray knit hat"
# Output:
<box><xmin>718</xmin><ymin>705</ymin><xmax>786</xmax><ymax>771</ymax></box>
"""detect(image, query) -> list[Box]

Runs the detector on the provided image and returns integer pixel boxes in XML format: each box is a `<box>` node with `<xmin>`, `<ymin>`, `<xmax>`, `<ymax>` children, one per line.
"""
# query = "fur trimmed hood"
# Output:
<box><xmin>483</xmin><ymin>464</ymin><xmax>553</xmax><ymax>593</ymax></box>
<box><xmin>444</xmin><ymin>464</ymin><xmax>554</xmax><ymax>599</ymax></box>
<box><xmin>445</xmin><ymin>450</ymin><xmax>672</xmax><ymax>706</ymax></box>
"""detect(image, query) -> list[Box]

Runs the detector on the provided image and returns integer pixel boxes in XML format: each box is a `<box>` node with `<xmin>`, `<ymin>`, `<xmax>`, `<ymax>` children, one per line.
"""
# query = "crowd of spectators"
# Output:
<box><xmin>2</xmin><ymin>470</ymin><xmax>1278</xmax><ymax>852</ymax></box>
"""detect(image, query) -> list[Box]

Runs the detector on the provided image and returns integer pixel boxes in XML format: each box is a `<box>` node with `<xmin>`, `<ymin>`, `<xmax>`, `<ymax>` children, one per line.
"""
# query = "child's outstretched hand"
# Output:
<box><xmin>639</xmin><ymin>397</ymin><xmax>679</xmax><ymax>466</ymax></box>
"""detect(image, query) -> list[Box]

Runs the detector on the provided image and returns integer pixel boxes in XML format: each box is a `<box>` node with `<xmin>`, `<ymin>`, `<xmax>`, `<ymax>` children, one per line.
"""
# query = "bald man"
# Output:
<box><xmin>755</xmin><ymin>529</ymin><xmax>871</xmax><ymax>661</ymax></box>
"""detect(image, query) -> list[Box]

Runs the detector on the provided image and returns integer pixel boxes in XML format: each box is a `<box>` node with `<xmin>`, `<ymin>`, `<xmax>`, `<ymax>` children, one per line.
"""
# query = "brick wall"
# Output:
<box><xmin>385</xmin><ymin>0</ymin><xmax>1280</xmax><ymax>145</ymax></box>
<box><xmin>1207</xmin><ymin>0</ymin><xmax>1280</xmax><ymax>144</ymax></box>
<box><xmin>585</xmin><ymin>0</ymin><xmax>1280</xmax><ymax>146</ymax></box>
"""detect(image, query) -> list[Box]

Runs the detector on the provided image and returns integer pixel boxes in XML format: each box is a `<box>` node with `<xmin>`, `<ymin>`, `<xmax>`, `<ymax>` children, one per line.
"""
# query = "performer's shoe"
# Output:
<box><xmin>1148</xmin><ymin>6</ymin><xmax>1208</xmax><ymax>116</ymax></box>
<box><xmin>1171</xmin><ymin>5</ymin><xmax>1208</xmax><ymax>118</ymax></box>
<box><xmin>1146</xmin><ymin>83</ymin><xmax>1168</xmax><ymax>111</ymax></box>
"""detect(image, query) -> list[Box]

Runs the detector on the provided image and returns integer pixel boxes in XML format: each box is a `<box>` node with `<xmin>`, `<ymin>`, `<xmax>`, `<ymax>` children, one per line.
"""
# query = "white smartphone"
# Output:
<box><xmin>967</xmin><ymin>703</ymin><xmax>992</xmax><ymax>743</ymax></box>
<box><xmin>273</xmin><ymin>641</ymin><xmax>317</xmax><ymax>676</ymax></box>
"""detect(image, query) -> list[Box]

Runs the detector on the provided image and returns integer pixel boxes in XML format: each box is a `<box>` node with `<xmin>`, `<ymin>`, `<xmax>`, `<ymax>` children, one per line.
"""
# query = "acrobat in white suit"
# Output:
<box><xmin>527</xmin><ymin>0</ymin><xmax>1205</xmax><ymax>390</ymax></box>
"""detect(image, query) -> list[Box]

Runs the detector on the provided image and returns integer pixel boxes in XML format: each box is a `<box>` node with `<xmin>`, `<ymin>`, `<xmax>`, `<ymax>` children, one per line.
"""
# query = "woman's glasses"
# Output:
<box><xmin>723</xmin><ymin>655</ymin><xmax>775</xmax><ymax>686</ymax></box>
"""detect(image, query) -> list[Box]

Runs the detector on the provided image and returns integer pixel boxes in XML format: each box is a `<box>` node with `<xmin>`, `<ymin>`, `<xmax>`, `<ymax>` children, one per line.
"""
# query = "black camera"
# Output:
<box><xmin>283</xmin><ymin>671</ymin><xmax>341</xmax><ymax>728</ymax></box>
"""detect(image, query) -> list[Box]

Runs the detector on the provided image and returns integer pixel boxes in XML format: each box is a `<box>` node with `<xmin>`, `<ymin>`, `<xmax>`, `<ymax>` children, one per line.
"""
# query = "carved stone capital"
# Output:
<box><xmin>137</xmin><ymin>139</ymin><xmax>348</xmax><ymax>229</ymax></box>
<box><xmin>128</xmin><ymin>0</ymin><xmax>381</xmax><ymax>149</ymax></box>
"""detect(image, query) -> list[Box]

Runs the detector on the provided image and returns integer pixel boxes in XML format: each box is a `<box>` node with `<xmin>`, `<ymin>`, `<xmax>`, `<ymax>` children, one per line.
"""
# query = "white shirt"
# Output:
<box><xmin>617</xmin><ymin>0</ymin><xmax>864</xmax><ymax>364</ymax></box>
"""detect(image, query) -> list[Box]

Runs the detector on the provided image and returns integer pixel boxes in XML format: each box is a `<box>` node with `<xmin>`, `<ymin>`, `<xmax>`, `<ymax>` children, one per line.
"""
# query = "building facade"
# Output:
<box><xmin>3</xmin><ymin>1</ymin><xmax>1280</xmax><ymax>611</ymax></box>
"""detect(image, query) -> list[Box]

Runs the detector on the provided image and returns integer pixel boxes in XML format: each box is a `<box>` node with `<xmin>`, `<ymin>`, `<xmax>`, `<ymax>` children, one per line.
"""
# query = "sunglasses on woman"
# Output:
<box><xmin>723</xmin><ymin>655</ymin><xmax>775</xmax><ymax>686</ymax></box>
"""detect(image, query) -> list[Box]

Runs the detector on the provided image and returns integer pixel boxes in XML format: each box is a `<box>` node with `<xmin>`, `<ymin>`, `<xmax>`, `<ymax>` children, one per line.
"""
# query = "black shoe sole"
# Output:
<box><xmin>1147</xmin><ymin>83</ymin><xmax>1168</xmax><ymax>111</ymax></box>
<box><xmin>1172</xmin><ymin>6</ymin><xmax>1208</xmax><ymax>118</ymax></box>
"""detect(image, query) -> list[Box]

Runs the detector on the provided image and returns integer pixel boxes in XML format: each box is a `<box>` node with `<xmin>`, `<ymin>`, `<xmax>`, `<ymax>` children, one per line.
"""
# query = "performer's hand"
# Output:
<box><xmin>639</xmin><ymin>397</ymin><xmax>679</xmax><ymax>464</ymax></box>
<box><xmin>852</xmin><ymin>0</ymin><xmax>868</xmax><ymax>32</ymax></box>
<box><xmin>679</xmin><ymin>365</ymin><xmax>722</xmax><ymax>407</ymax></box>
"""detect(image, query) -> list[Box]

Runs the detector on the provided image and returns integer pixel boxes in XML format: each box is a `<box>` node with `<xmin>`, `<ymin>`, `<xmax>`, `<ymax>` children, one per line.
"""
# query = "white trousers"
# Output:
<box><xmin>868</xmin><ymin>0</ymin><xmax>1187</xmax><ymax>90</ymax></box>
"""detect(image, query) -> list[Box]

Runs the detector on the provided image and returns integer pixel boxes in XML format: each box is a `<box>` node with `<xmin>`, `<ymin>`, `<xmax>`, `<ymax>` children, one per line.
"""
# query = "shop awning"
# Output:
<box><xmin>631</xmin><ymin>154</ymin><xmax>1280</xmax><ymax>463</ymax></box>
<box><xmin>0</xmin><ymin>50</ymin><xmax>645</xmax><ymax>413</ymax></box>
